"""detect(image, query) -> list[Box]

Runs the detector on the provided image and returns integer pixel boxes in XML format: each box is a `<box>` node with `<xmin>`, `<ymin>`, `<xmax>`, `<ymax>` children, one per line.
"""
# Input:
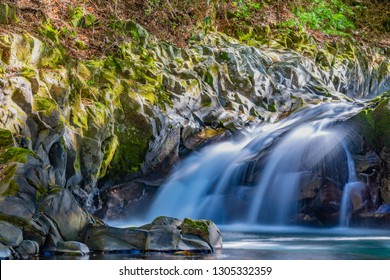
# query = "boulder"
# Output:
<box><xmin>143</xmin><ymin>217</ymin><xmax>221</xmax><ymax>252</ymax></box>
<box><xmin>97</xmin><ymin>181</ymin><xmax>157</xmax><ymax>220</ymax></box>
<box><xmin>56</xmin><ymin>241</ymin><xmax>90</xmax><ymax>256</ymax></box>
<box><xmin>40</xmin><ymin>189</ymin><xmax>92</xmax><ymax>242</ymax></box>
<box><xmin>177</xmin><ymin>234</ymin><xmax>211</xmax><ymax>251</ymax></box>
<box><xmin>83</xmin><ymin>216</ymin><xmax>222</xmax><ymax>253</ymax></box>
<box><xmin>312</xmin><ymin>182</ymin><xmax>342</xmax><ymax>225</ymax></box>
<box><xmin>15</xmin><ymin>240</ymin><xmax>39</xmax><ymax>259</ymax></box>
<box><xmin>23</xmin><ymin>214</ymin><xmax>52</xmax><ymax>248</ymax></box>
<box><xmin>0</xmin><ymin>221</ymin><xmax>23</xmax><ymax>247</ymax></box>
<box><xmin>146</xmin><ymin>225</ymin><xmax>182</xmax><ymax>251</ymax></box>
<box><xmin>376</xmin><ymin>204</ymin><xmax>390</xmax><ymax>214</ymax></box>
<box><xmin>83</xmin><ymin>224</ymin><xmax>148</xmax><ymax>251</ymax></box>
<box><xmin>354</xmin><ymin>151</ymin><xmax>380</xmax><ymax>174</ymax></box>
<box><xmin>0</xmin><ymin>243</ymin><xmax>13</xmax><ymax>260</ymax></box>
<box><xmin>181</xmin><ymin>218</ymin><xmax>222</xmax><ymax>250</ymax></box>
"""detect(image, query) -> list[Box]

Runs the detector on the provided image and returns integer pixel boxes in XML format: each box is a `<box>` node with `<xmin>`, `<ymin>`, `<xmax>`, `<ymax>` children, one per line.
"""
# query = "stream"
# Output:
<box><xmin>99</xmin><ymin>100</ymin><xmax>390</xmax><ymax>260</ymax></box>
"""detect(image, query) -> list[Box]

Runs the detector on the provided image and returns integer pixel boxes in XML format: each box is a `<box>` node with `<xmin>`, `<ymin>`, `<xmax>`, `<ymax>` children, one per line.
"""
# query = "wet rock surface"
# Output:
<box><xmin>0</xmin><ymin>22</ymin><xmax>389</xmax><ymax>258</ymax></box>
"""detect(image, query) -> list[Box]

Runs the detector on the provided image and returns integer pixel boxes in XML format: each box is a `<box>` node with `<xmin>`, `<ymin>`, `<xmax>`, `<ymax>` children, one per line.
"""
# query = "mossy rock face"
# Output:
<box><xmin>0</xmin><ymin>129</ymin><xmax>14</xmax><ymax>149</ymax></box>
<box><xmin>0</xmin><ymin>3</ymin><xmax>18</xmax><ymax>25</ymax></box>
<box><xmin>181</xmin><ymin>218</ymin><xmax>210</xmax><ymax>233</ymax></box>
<box><xmin>0</xmin><ymin>148</ymin><xmax>37</xmax><ymax>164</ymax></box>
<box><xmin>181</xmin><ymin>218</ymin><xmax>222</xmax><ymax>249</ymax></box>
<box><xmin>106</xmin><ymin>93</ymin><xmax>153</xmax><ymax>177</ymax></box>
<box><xmin>354</xmin><ymin>98</ymin><xmax>390</xmax><ymax>152</ymax></box>
<box><xmin>38</xmin><ymin>46</ymin><xmax>65</xmax><ymax>69</ymax></box>
<box><xmin>40</xmin><ymin>189</ymin><xmax>91</xmax><ymax>242</ymax></box>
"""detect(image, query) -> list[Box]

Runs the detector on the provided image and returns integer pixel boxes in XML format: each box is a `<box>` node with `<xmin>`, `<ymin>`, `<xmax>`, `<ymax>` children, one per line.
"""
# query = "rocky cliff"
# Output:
<box><xmin>0</xmin><ymin>17</ymin><xmax>389</xmax><ymax>258</ymax></box>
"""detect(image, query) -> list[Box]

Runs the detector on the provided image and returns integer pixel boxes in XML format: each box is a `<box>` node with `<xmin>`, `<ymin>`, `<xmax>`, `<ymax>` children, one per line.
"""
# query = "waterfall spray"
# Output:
<box><xmin>146</xmin><ymin>103</ymin><xmax>363</xmax><ymax>227</ymax></box>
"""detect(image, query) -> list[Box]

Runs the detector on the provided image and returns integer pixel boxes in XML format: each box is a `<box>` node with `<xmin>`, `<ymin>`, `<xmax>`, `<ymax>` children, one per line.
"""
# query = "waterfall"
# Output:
<box><xmin>146</xmin><ymin>102</ymin><xmax>364</xmax><ymax>227</ymax></box>
<box><xmin>247</xmin><ymin>123</ymin><xmax>342</xmax><ymax>224</ymax></box>
<box><xmin>338</xmin><ymin>148</ymin><xmax>365</xmax><ymax>227</ymax></box>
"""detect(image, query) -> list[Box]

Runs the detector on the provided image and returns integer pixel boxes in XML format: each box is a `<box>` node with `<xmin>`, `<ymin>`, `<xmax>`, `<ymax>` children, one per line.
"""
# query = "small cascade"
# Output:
<box><xmin>145</xmin><ymin>102</ymin><xmax>364</xmax><ymax>227</ymax></box>
<box><xmin>339</xmin><ymin>149</ymin><xmax>365</xmax><ymax>227</ymax></box>
<box><xmin>247</xmin><ymin>124</ymin><xmax>343</xmax><ymax>224</ymax></box>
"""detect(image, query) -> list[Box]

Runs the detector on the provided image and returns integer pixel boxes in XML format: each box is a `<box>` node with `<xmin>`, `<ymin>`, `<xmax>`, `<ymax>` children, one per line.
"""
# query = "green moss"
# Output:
<box><xmin>0</xmin><ymin>163</ymin><xmax>18</xmax><ymax>197</ymax></box>
<box><xmin>108</xmin><ymin>130</ymin><xmax>150</xmax><ymax>174</ymax></box>
<box><xmin>70</xmin><ymin>6</ymin><xmax>97</xmax><ymax>28</ymax></box>
<box><xmin>81</xmin><ymin>13</ymin><xmax>97</xmax><ymax>28</ymax></box>
<box><xmin>204</xmin><ymin>71</ymin><xmax>214</xmax><ymax>88</ymax></box>
<box><xmin>372</xmin><ymin>98</ymin><xmax>390</xmax><ymax>149</ymax></box>
<box><xmin>219</xmin><ymin>51</ymin><xmax>231</xmax><ymax>62</ymax></box>
<box><xmin>0</xmin><ymin>3</ymin><xmax>18</xmax><ymax>25</ymax></box>
<box><xmin>105</xmin><ymin>94</ymin><xmax>153</xmax><ymax>177</ymax></box>
<box><xmin>0</xmin><ymin>129</ymin><xmax>13</xmax><ymax>149</ymax></box>
<box><xmin>354</xmin><ymin>98</ymin><xmax>390</xmax><ymax>152</ymax></box>
<box><xmin>0</xmin><ymin>63</ymin><xmax>5</xmax><ymax>77</ymax></box>
<box><xmin>21</xmin><ymin>66</ymin><xmax>37</xmax><ymax>78</ymax></box>
<box><xmin>69</xmin><ymin>94</ymin><xmax>89</xmax><ymax>130</ymax></box>
<box><xmin>33</xmin><ymin>96</ymin><xmax>58</xmax><ymax>115</ymax></box>
<box><xmin>85</xmin><ymin>101</ymin><xmax>107</xmax><ymax>129</ymax></box>
<box><xmin>124</xmin><ymin>21</ymin><xmax>149</xmax><ymax>44</ymax></box>
<box><xmin>39</xmin><ymin>45</ymin><xmax>65</xmax><ymax>68</ymax></box>
<box><xmin>0</xmin><ymin>147</ymin><xmax>37</xmax><ymax>164</ymax></box>
<box><xmin>39</xmin><ymin>21</ymin><xmax>60</xmax><ymax>44</ymax></box>
<box><xmin>2</xmin><ymin>180</ymin><xmax>19</xmax><ymax>197</ymax></box>
<box><xmin>355</xmin><ymin>108</ymin><xmax>375</xmax><ymax>146</ymax></box>
<box><xmin>268</xmin><ymin>103</ymin><xmax>277</xmax><ymax>113</ymax></box>
<box><xmin>75</xmin><ymin>39</ymin><xmax>87</xmax><ymax>50</ymax></box>
<box><xmin>237</xmin><ymin>26</ymin><xmax>254</xmax><ymax>42</ymax></box>
<box><xmin>76</xmin><ymin>62</ymin><xmax>92</xmax><ymax>81</ymax></box>
<box><xmin>182</xmin><ymin>218</ymin><xmax>210</xmax><ymax>233</ymax></box>
<box><xmin>98</xmin><ymin>136</ymin><xmax>119</xmax><ymax>178</ymax></box>
<box><xmin>69</xmin><ymin>6</ymin><xmax>85</xmax><ymax>27</ymax></box>
<box><xmin>156</xmin><ymin>87</ymin><xmax>173</xmax><ymax>110</ymax></box>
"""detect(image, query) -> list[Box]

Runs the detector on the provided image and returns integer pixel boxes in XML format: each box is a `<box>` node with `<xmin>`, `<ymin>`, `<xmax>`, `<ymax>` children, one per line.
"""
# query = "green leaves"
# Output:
<box><xmin>39</xmin><ymin>21</ymin><xmax>60</xmax><ymax>43</ymax></box>
<box><xmin>286</xmin><ymin>0</ymin><xmax>355</xmax><ymax>36</ymax></box>
<box><xmin>69</xmin><ymin>6</ymin><xmax>98</xmax><ymax>28</ymax></box>
<box><xmin>232</xmin><ymin>0</ymin><xmax>262</xmax><ymax>20</ymax></box>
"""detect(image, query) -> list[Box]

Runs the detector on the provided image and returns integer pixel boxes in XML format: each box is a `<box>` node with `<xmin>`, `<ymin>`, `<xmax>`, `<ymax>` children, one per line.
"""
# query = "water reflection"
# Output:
<box><xmin>39</xmin><ymin>227</ymin><xmax>390</xmax><ymax>260</ymax></box>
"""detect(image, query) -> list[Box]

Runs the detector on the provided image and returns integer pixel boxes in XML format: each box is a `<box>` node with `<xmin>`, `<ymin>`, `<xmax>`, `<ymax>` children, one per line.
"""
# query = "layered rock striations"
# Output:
<box><xmin>0</xmin><ymin>20</ymin><xmax>389</xmax><ymax>258</ymax></box>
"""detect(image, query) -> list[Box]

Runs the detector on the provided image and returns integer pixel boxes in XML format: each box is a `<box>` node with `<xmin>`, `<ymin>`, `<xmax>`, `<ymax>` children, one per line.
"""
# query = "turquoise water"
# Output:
<box><xmin>218</xmin><ymin>226</ymin><xmax>390</xmax><ymax>260</ymax></box>
<box><xmin>41</xmin><ymin>226</ymin><xmax>390</xmax><ymax>260</ymax></box>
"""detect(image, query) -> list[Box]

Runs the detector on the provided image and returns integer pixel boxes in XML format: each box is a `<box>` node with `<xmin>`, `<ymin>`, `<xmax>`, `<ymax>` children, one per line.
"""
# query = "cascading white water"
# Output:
<box><xmin>146</xmin><ymin>102</ymin><xmax>364</xmax><ymax>227</ymax></box>
<box><xmin>247</xmin><ymin>123</ymin><xmax>342</xmax><ymax>224</ymax></box>
<box><xmin>338</xmin><ymin>148</ymin><xmax>365</xmax><ymax>227</ymax></box>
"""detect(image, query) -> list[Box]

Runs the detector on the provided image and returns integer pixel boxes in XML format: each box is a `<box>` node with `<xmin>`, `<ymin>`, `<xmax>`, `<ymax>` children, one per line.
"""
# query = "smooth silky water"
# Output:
<box><xmin>100</xmin><ymin>102</ymin><xmax>390</xmax><ymax>260</ymax></box>
<box><xmin>43</xmin><ymin>226</ymin><xmax>390</xmax><ymax>260</ymax></box>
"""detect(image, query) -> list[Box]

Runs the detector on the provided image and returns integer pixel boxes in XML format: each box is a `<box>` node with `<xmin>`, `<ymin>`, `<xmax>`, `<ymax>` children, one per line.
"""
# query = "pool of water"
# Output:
<box><xmin>219</xmin><ymin>227</ymin><xmax>390</xmax><ymax>260</ymax></box>
<box><xmin>40</xmin><ymin>226</ymin><xmax>390</xmax><ymax>260</ymax></box>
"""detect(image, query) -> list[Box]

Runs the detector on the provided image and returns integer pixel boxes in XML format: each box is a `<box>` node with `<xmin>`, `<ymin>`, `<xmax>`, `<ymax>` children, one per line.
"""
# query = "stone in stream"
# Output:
<box><xmin>0</xmin><ymin>243</ymin><xmax>13</xmax><ymax>260</ymax></box>
<box><xmin>56</xmin><ymin>241</ymin><xmax>90</xmax><ymax>256</ymax></box>
<box><xmin>181</xmin><ymin>218</ymin><xmax>223</xmax><ymax>250</ymax></box>
<box><xmin>15</xmin><ymin>240</ymin><xmax>40</xmax><ymax>259</ymax></box>
<box><xmin>83</xmin><ymin>216</ymin><xmax>222</xmax><ymax>253</ymax></box>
